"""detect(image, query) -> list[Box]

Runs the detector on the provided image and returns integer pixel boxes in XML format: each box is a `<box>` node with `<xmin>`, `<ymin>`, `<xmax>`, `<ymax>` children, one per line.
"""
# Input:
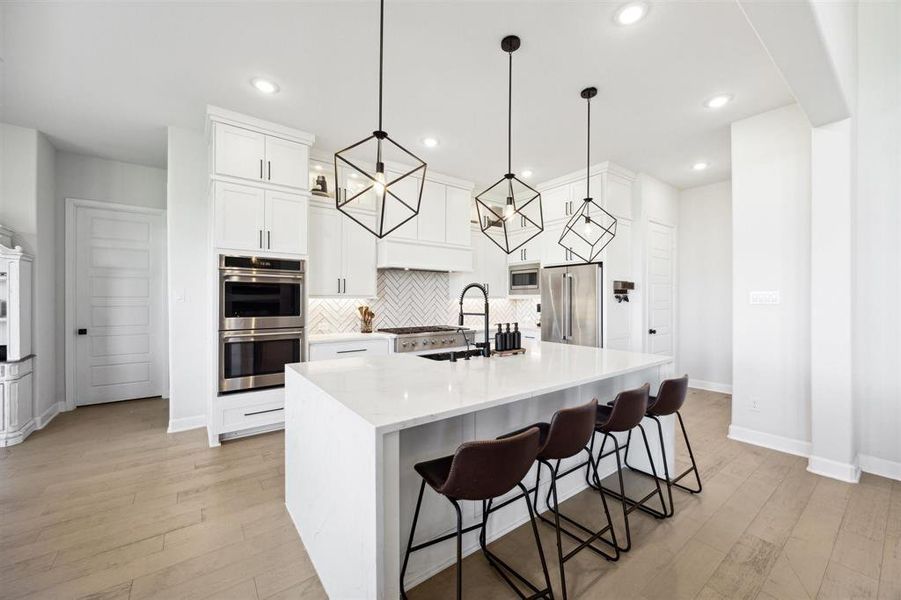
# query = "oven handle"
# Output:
<box><xmin>220</xmin><ymin>270</ymin><xmax>304</xmax><ymax>281</ymax></box>
<box><xmin>221</xmin><ymin>329</ymin><xmax>304</xmax><ymax>341</ymax></box>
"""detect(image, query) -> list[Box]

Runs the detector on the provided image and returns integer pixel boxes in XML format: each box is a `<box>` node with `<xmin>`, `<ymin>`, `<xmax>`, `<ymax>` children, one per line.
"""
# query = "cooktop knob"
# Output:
<box><xmin>422</xmin><ymin>340</ymin><xmax>430</xmax><ymax>346</ymax></box>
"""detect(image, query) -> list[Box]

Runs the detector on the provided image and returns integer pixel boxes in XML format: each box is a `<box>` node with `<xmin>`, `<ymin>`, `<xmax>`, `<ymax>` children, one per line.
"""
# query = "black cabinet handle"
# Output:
<box><xmin>260</xmin><ymin>159</ymin><xmax>263</xmax><ymax>179</ymax></box>
<box><xmin>259</xmin><ymin>230</ymin><xmax>263</xmax><ymax>249</ymax></box>
<box><xmin>268</xmin><ymin>161</ymin><xmax>271</xmax><ymax>181</ymax></box>
<box><xmin>267</xmin><ymin>230</ymin><xmax>271</xmax><ymax>249</ymax></box>
<box><xmin>78</xmin><ymin>328</ymin><xmax>87</xmax><ymax>335</ymax></box>
<box><xmin>336</xmin><ymin>348</ymin><xmax>368</xmax><ymax>354</ymax></box>
<box><xmin>338</xmin><ymin>278</ymin><xmax>341</xmax><ymax>294</ymax></box>
<box><xmin>244</xmin><ymin>407</ymin><xmax>284</xmax><ymax>417</ymax></box>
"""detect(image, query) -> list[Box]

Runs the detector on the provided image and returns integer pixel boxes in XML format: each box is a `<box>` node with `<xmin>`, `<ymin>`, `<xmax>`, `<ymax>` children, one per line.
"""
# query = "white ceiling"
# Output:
<box><xmin>1</xmin><ymin>1</ymin><xmax>794</xmax><ymax>189</ymax></box>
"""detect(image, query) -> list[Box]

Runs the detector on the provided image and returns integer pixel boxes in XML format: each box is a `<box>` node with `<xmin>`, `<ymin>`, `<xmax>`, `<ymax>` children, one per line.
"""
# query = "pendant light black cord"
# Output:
<box><xmin>586</xmin><ymin>94</ymin><xmax>590</xmax><ymax>199</ymax></box>
<box><xmin>378</xmin><ymin>0</ymin><xmax>384</xmax><ymax>132</ymax></box>
<box><xmin>507</xmin><ymin>50</ymin><xmax>512</xmax><ymax>175</ymax></box>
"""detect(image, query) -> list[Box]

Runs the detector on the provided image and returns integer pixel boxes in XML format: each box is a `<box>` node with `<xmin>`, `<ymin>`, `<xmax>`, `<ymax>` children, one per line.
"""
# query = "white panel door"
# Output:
<box><xmin>265</xmin><ymin>190</ymin><xmax>307</xmax><ymax>255</ymax></box>
<box><xmin>445</xmin><ymin>187</ymin><xmax>471</xmax><ymax>246</ymax></box>
<box><xmin>74</xmin><ymin>206</ymin><xmax>165</xmax><ymax>405</ymax></box>
<box><xmin>417</xmin><ymin>180</ymin><xmax>446</xmax><ymax>243</ymax></box>
<box><xmin>342</xmin><ymin>212</ymin><xmax>377</xmax><ymax>297</ymax></box>
<box><xmin>308</xmin><ymin>205</ymin><xmax>344</xmax><ymax>296</ymax></box>
<box><xmin>215</xmin><ymin>124</ymin><xmax>265</xmax><ymax>181</ymax></box>
<box><xmin>647</xmin><ymin>221</ymin><xmax>675</xmax><ymax>356</ymax></box>
<box><xmin>214</xmin><ymin>182</ymin><xmax>266</xmax><ymax>251</ymax></box>
<box><xmin>264</xmin><ymin>136</ymin><xmax>308</xmax><ymax>189</ymax></box>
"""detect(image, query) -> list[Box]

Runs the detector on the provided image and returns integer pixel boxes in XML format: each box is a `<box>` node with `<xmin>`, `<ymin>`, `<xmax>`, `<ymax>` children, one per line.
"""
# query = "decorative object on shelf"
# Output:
<box><xmin>358</xmin><ymin>305</ymin><xmax>374</xmax><ymax>333</ymax></box>
<box><xmin>558</xmin><ymin>87</ymin><xmax>617</xmax><ymax>263</ymax></box>
<box><xmin>475</xmin><ymin>35</ymin><xmax>544</xmax><ymax>255</ymax></box>
<box><xmin>613</xmin><ymin>280</ymin><xmax>634</xmax><ymax>303</ymax></box>
<box><xmin>333</xmin><ymin>0</ymin><xmax>427</xmax><ymax>239</ymax></box>
<box><xmin>312</xmin><ymin>175</ymin><xmax>329</xmax><ymax>197</ymax></box>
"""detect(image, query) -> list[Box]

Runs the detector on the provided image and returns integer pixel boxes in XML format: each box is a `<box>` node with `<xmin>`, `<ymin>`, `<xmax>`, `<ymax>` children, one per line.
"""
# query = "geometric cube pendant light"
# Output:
<box><xmin>475</xmin><ymin>35</ymin><xmax>544</xmax><ymax>254</ymax></box>
<box><xmin>334</xmin><ymin>0</ymin><xmax>427</xmax><ymax>239</ymax></box>
<box><xmin>559</xmin><ymin>86</ymin><xmax>617</xmax><ymax>263</ymax></box>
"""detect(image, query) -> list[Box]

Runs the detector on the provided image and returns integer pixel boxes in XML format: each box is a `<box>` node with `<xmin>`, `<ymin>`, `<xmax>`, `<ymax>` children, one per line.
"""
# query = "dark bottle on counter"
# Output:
<box><xmin>513</xmin><ymin>322</ymin><xmax>521</xmax><ymax>350</ymax></box>
<box><xmin>495</xmin><ymin>323</ymin><xmax>506</xmax><ymax>352</ymax></box>
<box><xmin>504</xmin><ymin>323</ymin><xmax>513</xmax><ymax>351</ymax></box>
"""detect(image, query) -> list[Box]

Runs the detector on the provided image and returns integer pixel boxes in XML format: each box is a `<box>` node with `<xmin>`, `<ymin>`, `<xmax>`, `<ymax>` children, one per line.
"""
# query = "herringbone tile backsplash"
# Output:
<box><xmin>308</xmin><ymin>270</ymin><xmax>539</xmax><ymax>334</ymax></box>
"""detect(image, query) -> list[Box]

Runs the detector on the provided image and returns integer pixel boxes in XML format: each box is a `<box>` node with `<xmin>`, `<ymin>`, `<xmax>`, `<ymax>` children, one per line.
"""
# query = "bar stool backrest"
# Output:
<box><xmin>439</xmin><ymin>428</ymin><xmax>541</xmax><ymax>501</ymax></box>
<box><xmin>540</xmin><ymin>399</ymin><xmax>599</xmax><ymax>460</ymax></box>
<box><xmin>647</xmin><ymin>375</ymin><xmax>689</xmax><ymax>417</ymax></box>
<box><xmin>599</xmin><ymin>383</ymin><xmax>650</xmax><ymax>433</ymax></box>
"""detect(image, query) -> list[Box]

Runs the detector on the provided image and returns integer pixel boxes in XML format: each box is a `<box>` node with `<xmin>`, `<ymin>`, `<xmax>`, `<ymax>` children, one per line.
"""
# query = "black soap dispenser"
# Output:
<box><xmin>495</xmin><ymin>323</ymin><xmax>506</xmax><ymax>352</ymax></box>
<box><xmin>513</xmin><ymin>322</ymin><xmax>521</xmax><ymax>350</ymax></box>
<box><xmin>504</xmin><ymin>323</ymin><xmax>512</xmax><ymax>351</ymax></box>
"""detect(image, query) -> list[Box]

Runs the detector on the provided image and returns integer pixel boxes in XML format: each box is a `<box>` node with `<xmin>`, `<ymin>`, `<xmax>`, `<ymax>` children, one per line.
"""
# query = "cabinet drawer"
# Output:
<box><xmin>221</xmin><ymin>400</ymin><xmax>285</xmax><ymax>433</ymax></box>
<box><xmin>309</xmin><ymin>339</ymin><xmax>390</xmax><ymax>361</ymax></box>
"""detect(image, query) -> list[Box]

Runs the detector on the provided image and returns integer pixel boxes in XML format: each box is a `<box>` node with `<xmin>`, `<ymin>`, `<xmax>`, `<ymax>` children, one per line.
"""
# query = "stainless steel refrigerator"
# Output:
<box><xmin>540</xmin><ymin>263</ymin><xmax>604</xmax><ymax>347</ymax></box>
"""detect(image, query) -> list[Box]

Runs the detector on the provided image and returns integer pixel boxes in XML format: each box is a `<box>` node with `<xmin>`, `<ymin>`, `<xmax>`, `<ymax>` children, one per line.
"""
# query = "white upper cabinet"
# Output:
<box><xmin>265</xmin><ymin>137</ymin><xmax>308</xmax><ymax>189</ymax></box>
<box><xmin>541</xmin><ymin>185</ymin><xmax>570</xmax><ymax>222</ymax></box>
<box><xmin>417</xmin><ymin>180</ymin><xmax>446</xmax><ymax>243</ymax></box>
<box><xmin>507</xmin><ymin>228</ymin><xmax>542</xmax><ymax>265</ymax></box>
<box><xmin>445</xmin><ymin>187</ymin><xmax>471</xmax><ymax>246</ymax></box>
<box><xmin>214</xmin><ymin>182</ymin><xmax>266</xmax><ymax>251</ymax></box>
<box><xmin>213</xmin><ymin>122</ymin><xmax>309</xmax><ymax>190</ymax></box>
<box><xmin>383</xmin><ymin>171</ymin><xmax>419</xmax><ymax>240</ymax></box>
<box><xmin>215</xmin><ymin>124</ymin><xmax>266</xmax><ymax>182</ymax></box>
<box><xmin>308</xmin><ymin>202</ymin><xmax>377</xmax><ymax>298</ymax></box>
<box><xmin>265</xmin><ymin>190</ymin><xmax>308</xmax><ymax>255</ymax></box>
<box><xmin>214</xmin><ymin>182</ymin><xmax>307</xmax><ymax>255</ymax></box>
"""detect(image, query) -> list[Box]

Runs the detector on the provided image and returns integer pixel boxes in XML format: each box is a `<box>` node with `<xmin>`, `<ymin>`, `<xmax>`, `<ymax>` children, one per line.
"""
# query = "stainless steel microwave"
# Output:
<box><xmin>509</xmin><ymin>264</ymin><xmax>540</xmax><ymax>295</ymax></box>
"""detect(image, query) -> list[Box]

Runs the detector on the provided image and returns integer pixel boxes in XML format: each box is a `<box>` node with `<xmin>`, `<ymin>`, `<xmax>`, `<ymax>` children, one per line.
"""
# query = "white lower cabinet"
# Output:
<box><xmin>309</xmin><ymin>338</ymin><xmax>391</xmax><ymax>361</ymax></box>
<box><xmin>308</xmin><ymin>202</ymin><xmax>377</xmax><ymax>298</ymax></box>
<box><xmin>214</xmin><ymin>182</ymin><xmax>308</xmax><ymax>255</ymax></box>
<box><xmin>0</xmin><ymin>357</ymin><xmax>35</xmax><ymax>447</ymax></box>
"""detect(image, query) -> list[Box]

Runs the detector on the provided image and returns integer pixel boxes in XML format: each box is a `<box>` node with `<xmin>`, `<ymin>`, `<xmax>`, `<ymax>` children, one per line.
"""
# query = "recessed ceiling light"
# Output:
<box><xmin>615</xmin><ymin>2</ymin><xmax>648</xmax><ymax>25</ymax></box>
<box><xmin>704</xmin><ymin>94</ymin><xmax>733</xmax><ymax>109</ymax></box>
<box><xmin>692</xmin><ymin>162</ymin><xmax>709</xmax><ymax>171</ymax></box>
<box><xmin>521</xmin><ymin>169</ymin><xmax>533</xmax><ymax>178</ymax></box>
<box><xmin>421</xmin><ymin>137</ymin><xmax>439</xmax><ymax>148</ymax></box>
<box><xmin>251</xmin><ymin>78</ymin><xmax>279</xmax><ymax>95</ymax></box>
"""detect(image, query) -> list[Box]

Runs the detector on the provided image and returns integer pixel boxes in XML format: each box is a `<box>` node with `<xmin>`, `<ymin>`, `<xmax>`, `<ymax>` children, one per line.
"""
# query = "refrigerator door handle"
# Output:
<box><xmin>566</xmin><ymin>273</ymin><xmax>574</xmax><ymax>339</ymax></box>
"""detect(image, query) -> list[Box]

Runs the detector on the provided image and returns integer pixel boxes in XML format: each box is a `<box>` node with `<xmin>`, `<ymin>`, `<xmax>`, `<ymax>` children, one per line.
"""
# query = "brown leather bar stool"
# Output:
<box><xmin>585</xmin><ymin>383</ymin><xmax>666</xmax><ymax>552</ymax></box>
<box><xmin>623</xmin><ymin>375</ymin><xmax>702</xmax><ymax>517</ymax></box>
<box><xmin>498</xmin><ymin>399</ymin><xmax>618</xmax><ymax>600</ymax></box>
<box><xmin>399</xmin><ymin>428</ymin><xmax>554</xmax><ymax>600</ymax></box>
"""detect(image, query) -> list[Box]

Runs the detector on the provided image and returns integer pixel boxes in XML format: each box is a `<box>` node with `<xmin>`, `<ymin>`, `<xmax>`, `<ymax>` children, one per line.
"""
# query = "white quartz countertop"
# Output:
<box><xmin>288</xmin><ymin>342</ymin><xmax>671</xmax><ymax>433</ymax></box>
<box><xmin>307</xmin><ymin>332</ymin><xmax>396</xmax><ymax>344</ymax></box>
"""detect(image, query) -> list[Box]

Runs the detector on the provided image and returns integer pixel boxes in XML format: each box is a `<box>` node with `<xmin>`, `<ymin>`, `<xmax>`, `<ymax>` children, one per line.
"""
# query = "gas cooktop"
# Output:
<box><xmin>376</xmin><ymin>326</ymin><xmax>474</xmax><ymax>353</ymax></box>
<box><xmin>377</xmin><ymin>326</ymin><xmax>460</xmax><ymax>335</ymax></box>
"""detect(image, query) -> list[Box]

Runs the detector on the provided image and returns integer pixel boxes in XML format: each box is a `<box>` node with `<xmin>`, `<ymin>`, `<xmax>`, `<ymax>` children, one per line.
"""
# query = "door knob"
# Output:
<box><xmin>648</xmin><ymin>329</ymin><xmax>657</xmax><ymax>335</ymax></box>
<box><xmin>78</xmin><ymin>328</ymin><xmax>88</xmax><ymax>335</ymax></box>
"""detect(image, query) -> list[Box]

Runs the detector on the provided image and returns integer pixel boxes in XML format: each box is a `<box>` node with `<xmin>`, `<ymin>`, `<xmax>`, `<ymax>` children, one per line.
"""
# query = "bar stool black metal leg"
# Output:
<box><xmin>673</xmin><ymin>411</ymin><xmax>703</xmax><ymax>494</ymax></box>
<box><xmin>451</xmin><ymin>498</ymin><xmax>464</xmax><ymax>600</ymax></box>
<box><xmin>547</xmin><ymin>462</ymin><xmax>567</xmax><ymax>600</ymax></box>
<box><xmin>611</xmin><ymin>434</ymin><xmax>632</xmax><ymax>552</ymax></box>
<box><xmin>636</xmin><ymin>423</ymin><xmax>668</xmax><ymax>518</ymax></box>
<box><xmin>400</xmin><ymin>480</ymin><xmax>426</xmax><ymax>600</ymax></box>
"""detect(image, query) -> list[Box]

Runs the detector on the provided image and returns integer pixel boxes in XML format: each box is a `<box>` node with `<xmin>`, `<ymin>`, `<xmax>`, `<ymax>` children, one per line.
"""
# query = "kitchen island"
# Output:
<box><xmin>285</xmin><ymin>342</ymin><xmax>673</xmax><ymax>599</ymax></box>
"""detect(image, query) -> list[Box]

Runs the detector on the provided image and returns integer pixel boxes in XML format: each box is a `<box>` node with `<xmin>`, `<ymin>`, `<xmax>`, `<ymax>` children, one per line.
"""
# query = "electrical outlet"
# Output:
<box><xmin>749</xmin><ymin>290</ymin><xmax>780</xmax><ymax>305</ymax></box>
<box><xmin>750</xmin><ymin>398</ymin><xmax>761</xmax><ymax>412</ymax></box>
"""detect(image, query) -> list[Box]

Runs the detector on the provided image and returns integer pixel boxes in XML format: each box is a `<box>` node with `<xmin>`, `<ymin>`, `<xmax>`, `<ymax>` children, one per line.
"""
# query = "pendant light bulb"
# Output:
<box><xmin>583</xmin><ymin>215</ymin><xmax>593</xmax><ymax>236</ymax></box>
<box><xmin>504</xmin><ymin>198</ymin><xmax>515</xmax><ymax>220</ymax></box>
<box><xmin>373</xmin><ymin>167</ymin><xmax>386</xmax><ymax>196</ymax></box>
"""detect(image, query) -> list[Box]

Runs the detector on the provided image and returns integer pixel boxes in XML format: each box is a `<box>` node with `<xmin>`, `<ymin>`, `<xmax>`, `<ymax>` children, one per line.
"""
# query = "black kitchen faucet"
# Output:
<box><xmin>458</xmin><ymin>283</ymin><xmax>491</xmax><ymax>358</ymax></box>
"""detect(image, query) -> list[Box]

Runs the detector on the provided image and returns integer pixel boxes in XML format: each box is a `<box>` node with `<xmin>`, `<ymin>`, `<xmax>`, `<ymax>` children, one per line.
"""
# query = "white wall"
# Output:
<box><xmin>165</xmin><ymin>126</ymin><xmax>209</xmax><ymax>432</ymax></box>
<box><xmin>677</xmin><ymin>180</ymin><xmax>731</xmax><ymax>391</ymax></box>
<box><xmin>53</xmin><ymin>151</ymin><xmax>167</xmax><ymax>404</ymax></box>
<box><xmin>730</xmin><ymin>104</ymin><xmax>812</xmax><ymax>452</ymax></box>
<box><xmin>854</xmin><ymin>0</ymin><xmax>901</xmax><ymax>476</ymax></box>
<box><xmin>0</xmin><ymin>124</ymin><xmax>59</xmax><ymax>421</ymax></box>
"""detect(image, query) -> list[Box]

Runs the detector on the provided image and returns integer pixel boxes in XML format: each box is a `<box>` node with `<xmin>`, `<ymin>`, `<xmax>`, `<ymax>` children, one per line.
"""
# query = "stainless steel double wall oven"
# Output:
<box><xmin>218</xmin><ymin>255</ymin><xmax>305</xmax><ymax>393</ymax></box>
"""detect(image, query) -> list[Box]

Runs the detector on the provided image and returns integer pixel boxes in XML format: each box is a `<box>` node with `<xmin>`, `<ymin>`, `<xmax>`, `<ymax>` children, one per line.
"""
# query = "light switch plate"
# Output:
<box><xmin>749</xmin><ymin>290</ymin><xmax>780</xmax><ymax>305</ymax></box>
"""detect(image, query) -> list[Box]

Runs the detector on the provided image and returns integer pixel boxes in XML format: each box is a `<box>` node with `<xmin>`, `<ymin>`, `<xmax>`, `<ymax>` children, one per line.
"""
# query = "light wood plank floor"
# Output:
<box><xmin>1</xmin><ymin>390</ymin><xmax>898</xmax><ymax>599</ymax></box>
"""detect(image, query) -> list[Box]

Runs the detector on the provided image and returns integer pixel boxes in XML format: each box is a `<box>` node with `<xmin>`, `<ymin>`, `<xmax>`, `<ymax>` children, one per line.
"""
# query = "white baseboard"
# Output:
<box><xmin>808</xmin><ymin>455</ymin><xmax>861</xmax><ymax>483</ymax></box>
<box><xmin>167</xmin><ymin>415</ymin><xmax>207</xmax><ymax>433</ymax></box>
<box><xmin>727</xmin><ymin>424</ymin><xmax>812</xmax><ymax>458</ymax></box>
<box><xmin>859</xmin><ymin>454</ymin><xmax>901</xmax><ymax>482</ymax></box>
<box><xmin>690</xmin><ymin>380</ymin><xmax>733</xmax><ymax>395</ymax></box>
<box><xmin>35</xmin><ymin>401</ymin><xmax>62</xmax><ymax>429</ymax></box>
